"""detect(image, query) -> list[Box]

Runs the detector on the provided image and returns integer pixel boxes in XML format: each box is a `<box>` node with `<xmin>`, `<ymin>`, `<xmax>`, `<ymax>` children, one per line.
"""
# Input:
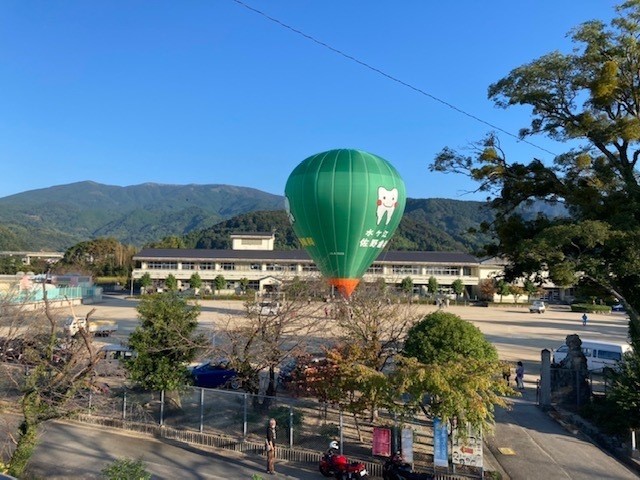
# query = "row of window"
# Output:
<box><xmin>145</xmin><ymin>261</ymin><xmax>474</xmax><ymax>277</ymax></box>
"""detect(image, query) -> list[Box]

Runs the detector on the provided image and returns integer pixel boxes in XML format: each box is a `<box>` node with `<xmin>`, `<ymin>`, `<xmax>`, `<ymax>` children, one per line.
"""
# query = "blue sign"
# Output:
<box><xmin>433</xmin><ymin>417</ymin><xmax>449</xmax><ymax>467</ymax></box>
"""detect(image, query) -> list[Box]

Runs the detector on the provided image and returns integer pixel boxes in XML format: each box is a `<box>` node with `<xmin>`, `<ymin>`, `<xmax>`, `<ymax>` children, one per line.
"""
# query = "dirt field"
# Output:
<box><xmin>69</xmin><ymin>294</ymin><xmax>632</xmax><ymax>386</ymax></box>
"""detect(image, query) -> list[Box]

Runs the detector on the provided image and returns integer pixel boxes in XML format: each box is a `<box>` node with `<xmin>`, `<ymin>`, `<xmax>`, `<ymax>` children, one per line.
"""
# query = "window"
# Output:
<box><xmin>581</xmin><ymin>348</ymin><xmax>593</xmax><ymax>357</ymax></box>
<box><xmin>392</xmin><ymin>265</ymin><xmax>420</xmax><ymax>275</ymax></box>
<box><xmin>220</xmin><ymin>263</ymin><xmax>235</xmax><ymax>271</ymax></box>
<box><xmin>250</xmin><ymin>263</ymin><xmax>262</xmax><ymax>270</ymax></box>
<box><xmin>302</xmin><ymin>264</ymin><xmax>318</xmax><ymax>272</ymax></box>
<box><xmin>463</xmin><ymin>267</ymin><xmax>472</xmax><ymax>276</ymax></box>
<box><xmin>200</xmin><ymin>262</ymin><xmax>214</xmax><ymax>270</ymax></box>
<box><xmin>367</xmin><ymin>265</ymin><xmax>383</xmax><ymax>274</ymax></box>
<box><xmin>266</xmin><ymin>264</ymin><xmax>282</xmax><ymax>271</ymax></box>
<box><xmin>285</xmin><ymin>264</ymin><xmax>298</xmax><ymax>272</ymax></box>
<box><xmin>181</xmin><ymin>262</ymin><xmax>195</xmax><ymax>270</ymax></box>
<box><xmin>596</xmin><ymin>350</ymin><xmax>621</xmax><ymax>361</ymax></box>
<box><xmin>425</xmin><ymin>266</ymin><xmax>460</xmax><ymax>276</ymax></box>
<box><xmin>147</xmin><ymin>262</ymin><xmax>177</xmax><ymax>270</ymax></box>
<box><xmin>241</xmin><ymin>238</ymin><xmax>262</xmax><ymax>246</ymax></box>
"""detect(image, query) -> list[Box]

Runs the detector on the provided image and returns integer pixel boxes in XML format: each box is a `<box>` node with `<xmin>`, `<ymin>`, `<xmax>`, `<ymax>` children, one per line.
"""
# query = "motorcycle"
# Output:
<box><xmin>319</xmin><ymin>444</ymin><xmax>369</xmax><ymax>479</ymax></box>
<box><xmin>382</xmin><ymin>453</ymin><xmax>434</xmax><ymax>480</ymax></box>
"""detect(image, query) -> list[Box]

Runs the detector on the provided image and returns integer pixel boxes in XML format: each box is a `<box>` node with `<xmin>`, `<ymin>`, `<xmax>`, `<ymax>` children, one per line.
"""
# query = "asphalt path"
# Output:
<box><xmin>22</xmin><ymin>418</ymin><xmax>319</xmax><ymax>479</ymax></box>
<box><xmin>40</xmin><ymin>296</ymin><xmax>640</xmax><ymax>479</ymax></box>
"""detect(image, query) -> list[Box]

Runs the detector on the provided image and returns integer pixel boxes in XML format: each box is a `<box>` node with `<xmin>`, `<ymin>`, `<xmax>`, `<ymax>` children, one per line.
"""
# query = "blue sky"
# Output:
<box><xmin>0</xmin><ymin>1</ymin><xmax>619</xmax><ymax>201</ymax></box>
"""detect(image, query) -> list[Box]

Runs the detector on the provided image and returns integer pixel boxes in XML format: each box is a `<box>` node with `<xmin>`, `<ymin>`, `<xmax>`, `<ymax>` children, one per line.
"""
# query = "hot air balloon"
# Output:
<box><xmin>285</xmin><ymin>149</ymin><xmax>406</xmax><ymax>298</ymax></box>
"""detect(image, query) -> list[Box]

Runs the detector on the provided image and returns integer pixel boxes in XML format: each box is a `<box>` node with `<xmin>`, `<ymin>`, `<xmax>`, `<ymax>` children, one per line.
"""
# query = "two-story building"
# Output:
<box><xmin>132</xmin><ymin>232</ymin><xmax>498</xmax><ymax>298</ymax></box>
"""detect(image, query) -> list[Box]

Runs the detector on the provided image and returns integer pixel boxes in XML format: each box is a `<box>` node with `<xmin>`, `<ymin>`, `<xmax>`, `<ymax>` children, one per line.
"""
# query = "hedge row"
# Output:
<box><xmin>570</xmin><ymin>303</ymin><xmax>612</xmax><ymax>313</ymax></box>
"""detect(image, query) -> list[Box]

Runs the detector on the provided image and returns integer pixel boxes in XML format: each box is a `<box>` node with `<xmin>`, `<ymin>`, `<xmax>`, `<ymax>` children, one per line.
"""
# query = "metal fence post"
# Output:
<box><xmin>243</xmin><ymin>393</ymin><xmax>248</xmax><ymax>439</ymax></box>
<box><xmin>199</xmin><ymin>388</ymin><xmax>204</xmax><ymax>433</ymax></box>
<box><xmin>289</xmin><ymin>404</ymin><xmax>294</xmax><ymax>448</ymax></box>
<box><xmin>160</xmin><ymin>390</ymin><xmax>165</xmax><ymax>426</ymax></box>
<box><xmin>339</xmin><ymin>408</ymin><xmax>344</xmax><ymax>454</ymax></box>
<box><xmin>122</xmin><ymin>391</ymin><xmax>127</xmax><ymax>420</ymax></box>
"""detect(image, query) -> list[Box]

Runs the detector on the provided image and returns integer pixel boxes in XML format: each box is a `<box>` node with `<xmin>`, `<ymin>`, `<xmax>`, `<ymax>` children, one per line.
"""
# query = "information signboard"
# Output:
<box><xmin>433</xmin><ymin>417</ymin><xmax>449</xmax><ymax>468</ymax></box>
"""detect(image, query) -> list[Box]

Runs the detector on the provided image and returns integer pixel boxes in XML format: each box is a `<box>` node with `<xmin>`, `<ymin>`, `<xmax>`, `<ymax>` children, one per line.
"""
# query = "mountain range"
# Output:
<box><xmin>0</xmin><ymin>181</ymin><xmax>497</xmax><ymax>253</ymax></box>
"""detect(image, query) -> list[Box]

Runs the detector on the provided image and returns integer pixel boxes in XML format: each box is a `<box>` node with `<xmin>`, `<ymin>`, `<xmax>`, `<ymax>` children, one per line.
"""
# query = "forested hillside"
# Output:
<box><xmin>0</xmin><ymin>181</ymin><xmax>284</xmax><ymax>249</ymax></box>
<box><xmin>185</xmin><ymin>197</ymin><xmax>495</xmax><ymax>253</ymax></box>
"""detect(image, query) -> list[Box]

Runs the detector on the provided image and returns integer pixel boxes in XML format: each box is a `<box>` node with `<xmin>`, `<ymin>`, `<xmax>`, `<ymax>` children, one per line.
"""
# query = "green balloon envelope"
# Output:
<box><xmin>285</xmin><ymin>149</ymin><xmax>406</xmax><ymax>297</ymax></box>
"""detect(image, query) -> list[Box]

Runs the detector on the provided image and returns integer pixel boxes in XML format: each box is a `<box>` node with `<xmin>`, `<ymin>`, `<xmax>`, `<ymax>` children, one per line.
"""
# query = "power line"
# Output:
<box><xmin>231</xmin><ymin>0</ymin><xmax>557</xmax><ymax>157</ymax></box>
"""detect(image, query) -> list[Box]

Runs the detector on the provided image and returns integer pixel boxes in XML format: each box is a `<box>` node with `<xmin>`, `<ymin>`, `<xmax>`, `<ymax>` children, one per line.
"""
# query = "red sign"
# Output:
<box><xmin>372</xmin><ymin>427</ymin><xmax>392</xmax><ymax>457</ymax></box>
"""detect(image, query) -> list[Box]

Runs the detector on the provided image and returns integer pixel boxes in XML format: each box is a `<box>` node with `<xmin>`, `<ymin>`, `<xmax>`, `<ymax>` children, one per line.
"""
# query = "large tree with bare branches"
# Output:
<box><xmin>0</xmin><ymin>286</ymin><xmax>101</xmax><ymax>477</ymax></box>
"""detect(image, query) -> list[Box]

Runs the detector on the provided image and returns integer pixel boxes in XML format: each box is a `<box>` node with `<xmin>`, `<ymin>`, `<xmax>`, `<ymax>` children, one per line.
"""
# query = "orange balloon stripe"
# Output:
<box><xmin>328</xmin><ymin>278</ymin><xmax>360</xmax><ymax>298</ymax></box>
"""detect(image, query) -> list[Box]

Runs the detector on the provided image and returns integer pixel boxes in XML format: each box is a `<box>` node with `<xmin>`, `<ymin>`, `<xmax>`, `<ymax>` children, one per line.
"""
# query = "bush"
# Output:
<box><xmin>570</xmin><ymin>303</ymin><xmax>611</xmax><ymax>313</ymax></box>
<box><xmin>101</xmin><ymin>458</ymin><xmax>151</xmax><ymax>480</ymax></box>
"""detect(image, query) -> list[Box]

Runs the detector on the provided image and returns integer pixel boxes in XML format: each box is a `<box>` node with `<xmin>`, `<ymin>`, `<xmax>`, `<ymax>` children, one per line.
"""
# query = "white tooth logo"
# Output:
<box><xmin>376</xmin><ymin>187</ymin><xmax>398</xmax><ymax>225</ymax></box>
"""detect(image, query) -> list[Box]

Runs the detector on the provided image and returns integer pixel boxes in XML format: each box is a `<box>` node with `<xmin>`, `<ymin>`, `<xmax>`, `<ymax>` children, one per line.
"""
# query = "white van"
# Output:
<box><xmin>552</xmin><ymin>339</ymin><xmax>632</xmax><ymax>370</ymax></box>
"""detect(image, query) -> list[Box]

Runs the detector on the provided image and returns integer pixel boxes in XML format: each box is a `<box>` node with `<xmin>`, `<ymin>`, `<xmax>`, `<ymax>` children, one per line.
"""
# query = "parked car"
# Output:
<box><xmin>190</xmin><ymin>360</ymin><xmax>240</xmax><ymax>389</ymax></box>
<box><xmin>552</xmin><ymin>339</ymin><xmax>632</xmax><ymax>370</ymax></box>
<box><xmin>529</xmin><ymin>300</ymin><xmax>546</xmax><ymax>313</ymax></box>
<box><xmin>612</xmin><ymin>302</ymin><xmax>625</xmax><ymax>312</ymax></box>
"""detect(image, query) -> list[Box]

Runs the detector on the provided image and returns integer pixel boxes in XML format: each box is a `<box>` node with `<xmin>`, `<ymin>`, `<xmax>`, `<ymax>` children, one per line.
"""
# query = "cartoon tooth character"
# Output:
<box><xmin>376</xmin><ymin>186</ymin><xmax>398</xmax><ymax>225</ymax></box>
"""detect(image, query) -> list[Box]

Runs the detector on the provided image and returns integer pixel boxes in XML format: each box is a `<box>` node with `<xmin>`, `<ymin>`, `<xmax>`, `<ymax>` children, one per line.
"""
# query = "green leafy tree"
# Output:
<box><xmin>126</xmin><ymin>293</ymin><xmax>207</xmax><ymax>395</ymax></box>
<box><xmin>139</xmin><ymin>272</ymin><xmax>152</xmax><ymax>294</ymax></box>
<box><xmin>239</xmin><ymin>277</ymin><xmax>250</xmax><ymax>294</ymax></box>
<box><xmin>431</xmin><ymin>2</ymin><xmax>640</xmax><ymax>350</ymax></box>
<box><xmin>451</xmin><ymin>279</ymin><xmax>465</xmax><ymax>302</ymax></box>
<box><xmin>427</xmin><ymin>276</ymin><xmax>438</xmax><ymax>296</ymax></box>
<box><xmin>164</xmin><ymin>274</ymin><xmax>177</xmax><ymax>292</ymax></box>
<box><xmin>400</xmin><ymin>276</ymin><xmax>414</xmax><ymax>295</ymax></box>
<box><xmin>404</xmin><ymin>311</ymin><xmax>498</xmax><ymax>364</ymax></box>
<box><xmin>496</xmin><ymin>279</ymin><xmax>511</xmax><ymax>303</ymax></box>
<box><xmin>400</xmin><ymin>311</ymin><xmax>509</xmax><ymax>431</ymax></box>
<box><xmin>189</xmin><ymin>272</ymin><xmax>202</xmax><ymax>293</ymax></box>
<box><xmin>603</xmin><ymin>351</ymin><xmax>640</xmax><ymax>432</ymax></box>
<box><xmin>214</xmin><ymin>275</ymin><xmax>226</xmax><ymax>294</ymax></box>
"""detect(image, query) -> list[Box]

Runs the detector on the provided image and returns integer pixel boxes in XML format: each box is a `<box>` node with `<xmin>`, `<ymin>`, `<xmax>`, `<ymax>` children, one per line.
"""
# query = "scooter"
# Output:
<box><xmin>319</xmin><ymin>442</ymin><xmax>369</xmax><ymax>479</ymax></box>
<box><xmin>382</xmin><ymin>452</ymin><xmax>434</xmax><ymax>480</ymax></box>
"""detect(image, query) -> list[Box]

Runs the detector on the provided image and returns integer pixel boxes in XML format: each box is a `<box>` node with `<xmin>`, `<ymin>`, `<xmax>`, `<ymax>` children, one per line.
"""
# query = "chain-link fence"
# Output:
<box><xmin>79</xmin><ymin>386</ymin><xmax>437</xmax><ymax>466</ymax></box>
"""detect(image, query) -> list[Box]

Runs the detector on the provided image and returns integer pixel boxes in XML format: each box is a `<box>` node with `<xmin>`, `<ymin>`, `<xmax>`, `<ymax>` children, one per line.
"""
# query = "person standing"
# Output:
<box><xmin>515</xmin><ymin>361</ymin><xmax>525</xmax><ymax>390</ymax></box>
<box><xmin>582</xmin><ymin>313</ymin><xmax>588</xmax><ymax>326</ymax></box>
<box><xmin>265</xmin><ymin>418</ymin><xmax>276</xmax><ymax>475</ymax></box>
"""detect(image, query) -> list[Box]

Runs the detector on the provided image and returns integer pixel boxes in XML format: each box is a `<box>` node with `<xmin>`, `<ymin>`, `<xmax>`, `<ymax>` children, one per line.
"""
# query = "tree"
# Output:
<box><xmin>427</xmin><ymin>276</ymin><xmax>438</xmax><ymax>296</ymax></box>
<box><xmin>0</xmin><ymin>287</ymin><xmax>101</xmax><ymax>477</ymax></box>
<box><xmin>215</xmin><ymin>276</ymin><xmax>325</xmax><ymax>399</ymax></box>
<box><xmin>431</xmin><ymin>2</ymin><xmax>640</xmax><ymax>350</ymax></box>
<box><xmin>496</xmin><ymin>279</ymin><xmax>511</xmax><ymax>303</ymax></box>
<box><xmin>478</xmin><ymin>278</ymin><xmax>497</xmax><ymax>301</ymax></box>
<box><xmin>58</xmin><ymin>237</ymin><xmax>135</xmax><ymax>278</ymax></box>
<box><xmin>510</xmin><ymin>285</ymin><xmax>525</xmax><ymax>304</ymax></box>
<box><xmin>239</xmin><ymin>277</ymin><xmax>249</xmax><ymax>294</ymax></box>
<box><xmin>189</xmin><ymin>272</ymin><xmax>202</xmax><ymax>294</ymax></box>
<box><xmin>400</xmin><ymin>311</ymin><xmax>509</xmax><ymax>431</ymax></box>
<box><xmin>400</xmin><ymin>276</ymin><xmax>414</xmax><ymax>296</ymax></box>
<box><xmin>404</xmin><ymin>311</ymin><xmax>498</xmax><ymax>364</ymax></box>
<box><xmin>214</xmin><ymin>275</ymin><xmax>226</xmax><ymax>294</ymax></box>
<box><xmin>305</xmin><ymin>282</ymin><xmax>421</xmax><ymax>425</ymax></box>
<box><xmin>139</xmin><ymin>272</ymin><xmax>152</xmax><ymax>294</ymax></box>
<box><xmin>126</xmin><ymin>293</ymin><xmax>207</xmax><ymax>396</ymax></box>
<box><xmin>164</xmin><ymin>274</ymin><xmax>177</xmax><ymax>292</ymax></box>
<box><xmin>451</xmin><ymin>279</ymin><xmax>465</xmax><ymax>302</ymax></box>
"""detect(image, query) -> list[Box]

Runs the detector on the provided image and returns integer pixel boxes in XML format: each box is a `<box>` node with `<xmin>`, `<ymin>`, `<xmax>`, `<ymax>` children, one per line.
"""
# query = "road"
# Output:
<box><xmin>42</xmin><ymin>296</ymin><xmax>640</xmax><ymax>478</ymax></box>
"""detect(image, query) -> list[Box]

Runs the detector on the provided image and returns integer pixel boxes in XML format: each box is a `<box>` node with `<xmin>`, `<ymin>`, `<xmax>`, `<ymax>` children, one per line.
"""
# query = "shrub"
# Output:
<box><xmin>101</xmin><ymin>458</ymin><xmax>151</xmax><ymax>480</ymax></box>
<box><xmin>570</xmin><ymin>303</ymin><xmax>611</xmax><ymax>314</ymax></box>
